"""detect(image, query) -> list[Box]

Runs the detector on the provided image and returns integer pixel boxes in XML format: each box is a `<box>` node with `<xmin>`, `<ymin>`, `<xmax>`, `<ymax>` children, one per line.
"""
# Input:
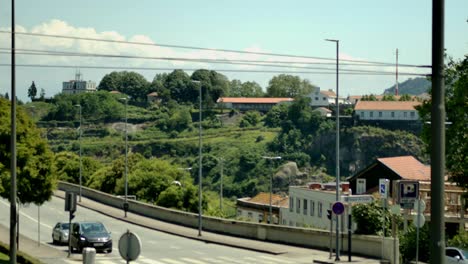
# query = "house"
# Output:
<box><xmin>236</xmin><ymin>192</ymin><xmax>288</xmax><ymax>224</ymax></box>
<box><xmin>354</xmin><ymin>101</ymin><xmax>421</xmax><ymax>121</ymax></box>
<box><xmin>62</xmin><ymin>72</ymin><xmax>96</xmax><ymax>95</ymax></box>
<box><xmin>307</xmin><ymin>87</ymin><xmax>345</xmax><ymax>107</ymax></box>
<box><xmin>280</xmin><ymin>182</ymin><xmax>350</xmax><ymax>229</ymax></box>
<box><xmin>147</xmin><ymin>92</ymin><xmax>162</xmax><ymax>104</ymax></box>
<box><xmin>313</xmin><ymin>107</ymin><xmax>332</xmax><ymax>117</ymax></box>
<box><xmin>216</xmin><ymin>97</ymin><xmax>293</xmax><ymax>112</ymax></box>
<box><xmin>347</xmin><ymin>155</ymin><xmax>466</xmax><ymax>231</ymax></box>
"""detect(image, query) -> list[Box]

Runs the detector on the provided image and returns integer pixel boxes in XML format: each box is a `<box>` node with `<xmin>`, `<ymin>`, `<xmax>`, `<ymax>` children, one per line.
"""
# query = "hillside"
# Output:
<box><xmin>383</xmin><ymin>77</ymin><xmax>431</xmax><ymax>95</ymax></box>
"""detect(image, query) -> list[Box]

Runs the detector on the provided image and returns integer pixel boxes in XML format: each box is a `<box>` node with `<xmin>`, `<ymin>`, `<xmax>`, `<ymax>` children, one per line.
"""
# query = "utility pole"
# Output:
<box><xmin>395</xmin><ymin>48</ymin><xmax>399</xmax><ymax>96</ymax></box>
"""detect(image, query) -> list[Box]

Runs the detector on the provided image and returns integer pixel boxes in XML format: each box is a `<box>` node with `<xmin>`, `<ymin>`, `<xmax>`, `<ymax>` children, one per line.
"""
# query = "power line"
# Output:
<box><xmin>0</xmin><ymin>63</ymin><xmax>428</xmax><ymax>76</ymax></box>
<box><xmin>0</xmin><ymin>49</ymin><xmax>429</xmax><ymax>76</ymax></box>
<box><xmin>0</xmin><ymin>31</ymin><xmax>431</xmax><ymax>68</ymax></box>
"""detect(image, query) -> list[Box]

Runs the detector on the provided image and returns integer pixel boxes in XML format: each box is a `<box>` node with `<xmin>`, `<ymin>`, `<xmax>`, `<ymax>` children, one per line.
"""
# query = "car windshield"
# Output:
<box><xmin>60</xmin><ymin>223</ymin><xmax>70</xmax><ymax>230</ymax></box>
<box><xmin>82</xmin><ymin>223</ymin><xmax>107</xmax><ymax>234</ymax></box>
<box><xmin>462</xmin><ymin>249</ymin><xmax>468</xmax><ymax>259</ymax></box>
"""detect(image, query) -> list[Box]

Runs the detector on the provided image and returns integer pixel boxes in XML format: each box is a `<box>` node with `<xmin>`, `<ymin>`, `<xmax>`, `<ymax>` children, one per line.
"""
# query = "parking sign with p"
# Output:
<box><xmin>398</xmin><ymin>181</ymin><xmax>419</xmax><ymax>203</ymax></box>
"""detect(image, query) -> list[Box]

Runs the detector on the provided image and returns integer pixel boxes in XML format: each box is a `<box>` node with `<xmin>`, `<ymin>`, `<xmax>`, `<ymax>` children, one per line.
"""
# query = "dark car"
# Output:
<box><xmin>70</xmin><ymin>221</ymin><xmax>112</xmax><ymax>253</ymax></box>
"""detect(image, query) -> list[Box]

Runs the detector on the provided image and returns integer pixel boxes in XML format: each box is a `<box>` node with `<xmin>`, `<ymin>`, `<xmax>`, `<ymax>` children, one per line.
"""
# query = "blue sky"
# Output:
<box><xmin>0</xmin><ymin>0</ymin><xmax>467</xmax><ymax>101</ymax></box>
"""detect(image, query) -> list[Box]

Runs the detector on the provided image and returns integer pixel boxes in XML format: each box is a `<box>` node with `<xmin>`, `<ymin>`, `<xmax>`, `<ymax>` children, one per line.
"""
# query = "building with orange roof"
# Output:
<box><xmin>236</xmin><ymin>192</ymin><xmax>289</xmax><ymax>224</ymax></box>
<box><xmin>216</xmin><ymin>97</ymin><xmax>293</xmax><ymax>112</ymax></box>
<box><xmin>307</xmin><ymin>87</ymin><xmax>345</xmax><ymax>107</ymax></box>
<box><xmin>354</xmin><ymin>100</ymin><xmax>421</xmax><ymax>121</ymax></box>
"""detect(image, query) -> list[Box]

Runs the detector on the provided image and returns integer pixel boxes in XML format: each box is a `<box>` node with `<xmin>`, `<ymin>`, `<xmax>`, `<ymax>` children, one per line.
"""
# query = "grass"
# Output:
<box><xmin>0</xmin><ymin>251</ymin><xmax>8</xmax><ymax>263</ymax></box>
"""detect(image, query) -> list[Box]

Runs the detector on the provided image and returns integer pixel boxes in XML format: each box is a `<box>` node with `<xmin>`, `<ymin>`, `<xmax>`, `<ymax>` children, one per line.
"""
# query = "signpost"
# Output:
<box><xmin>343</xmin><ymin>195</ymin><xmax>373</xmax><ymax>203</ymax></box>
<box><xmin>119</xmin><ymin>230</ymin><xmax>142</xmax><ymax>263</ymax></box>
<box><xmin>379</xmin><ymin>179</ymin><xmax>389</xmax><ymax>262</ymax></box>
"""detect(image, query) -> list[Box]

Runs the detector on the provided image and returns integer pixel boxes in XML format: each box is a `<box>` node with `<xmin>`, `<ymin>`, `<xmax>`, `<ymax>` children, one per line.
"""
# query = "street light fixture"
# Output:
<box><xmin>192</xmin><ymin>80</ymin><xmax>203</xmax><ymax>236</ymax></box>
<box><xmin>74</xmin><ymin>104</ymin><xmax>82</xmax><ymax>202</ymax></box>
<box><xmin>262</xmin><ymin>156</ymin><xmax>282</xmax><ymax>224</ymax></box>
<box><xmin>119</xmin><ymin>97</ymin><xmax>128</xmax><ymax>217</ymax></box>
<box><xmin>325</xmin><ymin>38</ymin><xmax>340</xmax><ymax>261</ymax></box>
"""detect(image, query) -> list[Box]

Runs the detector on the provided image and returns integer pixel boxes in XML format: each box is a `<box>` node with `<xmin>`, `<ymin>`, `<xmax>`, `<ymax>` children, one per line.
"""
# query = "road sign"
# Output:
<box><xmin>332</xmin><ymin>202</ymin><xmax>345</xmax><ymax>215</ymax></box>
<box><xmin>413</xmin><ymin>200</ymin><xmax>426</xmax><ymax>213</ymax></box>
<box><xmin>399</xmin><ymin>181</ymin><xmax>419</xmax><ymax>203</ymax></box>
<box><xmin>413</xmin><ymin>213</ymin><xmax>426</xmax><ymax>228</ymax></box>
<box><xmin>343</xmin><ymin>195</ymin><xmax>374</xmax><ymax>203</ymax></box>
<box><xmin>119</xmin><ymin>230</ymin><xmax>142</xmax><ymax>262</ymax></box>
<box><xmin>379</xmin><ymin>179</ymin><xmax>389</xmax><ymax>199</ymax></box>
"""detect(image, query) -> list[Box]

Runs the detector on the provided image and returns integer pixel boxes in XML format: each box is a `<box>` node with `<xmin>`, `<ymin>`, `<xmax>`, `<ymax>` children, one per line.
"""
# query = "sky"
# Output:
<box><xmin>0</xmin><ymin>0</ymin><xmax>467</xmax><ymax>101</ymax></box>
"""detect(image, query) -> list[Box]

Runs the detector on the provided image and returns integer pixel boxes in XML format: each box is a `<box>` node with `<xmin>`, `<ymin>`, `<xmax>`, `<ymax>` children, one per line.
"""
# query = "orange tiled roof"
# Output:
<box><xmin>377</xmin><ymin>156</ymin><xmax>430</xmax><ymax>181</ymax></box>
<box><xmin>217</xmin><ymin>97</ymin><xmax>293</xmax><ymax>104</ymax></box>
<box><xmin>244</xmin><ymin>192</ymin><xmax>289</xmax><ymax>207</ymax></box>
<box><xmin>147</xmin><ymin>92</ymin><xmax>159</xmax><ymax>96</ymax></box>
<box><xmin>321</xmin><ymin>90</ymin><xmax>336</xmax><ymax>97</ymax></box>
<box><xmin>355</xmin><ymin>100</ymin><xmax>421</xmax><ymax>111</ymax></box>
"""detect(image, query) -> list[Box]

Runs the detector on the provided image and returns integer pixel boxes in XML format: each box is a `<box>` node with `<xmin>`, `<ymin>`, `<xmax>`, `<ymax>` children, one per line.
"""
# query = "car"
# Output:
<box><xmin>446</xmin><ymin>247</ymin><xmax>468</xmax><ymax>264</ymax></box>
<box><xmin>70</xmin><ymin>221</ymin><xmax>112</xmax><ymax>253</ymax></box>
<box><xmin>52</xmin><ymin>222</ymin><xmax>70</xmax><ymax>245</ymax></box>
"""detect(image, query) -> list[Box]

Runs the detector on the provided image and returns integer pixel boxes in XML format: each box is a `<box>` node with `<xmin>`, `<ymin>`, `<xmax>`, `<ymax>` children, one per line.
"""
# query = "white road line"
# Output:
<box><xmin>200</xmin><ymin>257</ymin><xmax>224</xmax><ymax>263</ymax></box>
<box><xmin>159</xmin><ymin>258</ymin><xmax>187</xmax><ymax>264</ymax></box>
<box><xmin>180</xmin><ymin>257</ymin><xmax>207</xmax><ymax>264</ymax></box>
<box><xmin>258</xmin><ymin>255</ymin><xmax>295</xmax><ymax>263</ymax></box>
<box><xmin>0</xmin><ymin>200</ymin><xmax>53</xmax><ymax>229</ymax></box>
<box><xmin>217</xmin><ymin>256</ymin><xmax>246</xmax><ymax>264</ymax></box>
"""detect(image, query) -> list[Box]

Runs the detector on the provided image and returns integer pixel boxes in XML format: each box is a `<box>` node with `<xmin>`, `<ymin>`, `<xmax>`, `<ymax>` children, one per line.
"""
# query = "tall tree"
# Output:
<box><xmin>266</xmin><ymin>74</ymin><xmax>316</xmax><ymax>98</ymax></box>
<box><xmin>191</xmin><ymin>69</ymin><xmax>230</xmax><ymax>107</ymax></box>
<box><xmin>98</xmin><ymin>71</ymin><xmax>150</xmax><ymax>102</ymax></box>
<box><xmin>417</xmin><ymin>56</ymin><xmax>468</xmax><ymax>191</ymax></box>
<box><xmin>229</xmin><ymin>80</ymin><xmax>264</xmax><ymax>97</ymax></box>
<box><xmin>28</xmin><ymin>81</ymin><xmax>38</xmax><ymax>101</ymax></box>
<box><xmin>0</xmin><ymin>98</ymin><xmax>56</xmax><ymax>205</ymax></box>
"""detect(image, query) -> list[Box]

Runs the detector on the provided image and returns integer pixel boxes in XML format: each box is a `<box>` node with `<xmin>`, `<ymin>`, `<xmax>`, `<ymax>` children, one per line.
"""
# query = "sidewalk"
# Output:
<box><xmin>54</xmin><ymin>190</ymin><xmax>381</xmax><ymax>264</ymax></box>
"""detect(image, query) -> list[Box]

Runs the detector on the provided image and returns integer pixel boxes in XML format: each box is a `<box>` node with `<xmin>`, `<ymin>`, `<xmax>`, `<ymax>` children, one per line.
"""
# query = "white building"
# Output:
<box><xmin>236</xmin><ymin>192</ymin><xmax>289</xmax><ymax>224</ymax></box>
<box><xmin>280</xmin><ymin>183</ymin><xmax>350</xmax><ymax>229</ymax></box>
<box><xmin>62</xmin><ymin>72</ymin><xmax>96</xmax><ymax>95</ymax></box>
<box><xmin>307</xmin><ymin>88</ymin><xmax>345</xmax><ymax>107</ymax></box>
<box><xmin>354</xmin><ymin>101</ymin><xmax>421</xmax><ymax>121</ymax></box>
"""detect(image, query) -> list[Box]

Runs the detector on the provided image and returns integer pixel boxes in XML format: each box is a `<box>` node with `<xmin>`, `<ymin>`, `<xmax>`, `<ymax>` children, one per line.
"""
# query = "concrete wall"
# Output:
<box><xmin>58</xmin><ymin>182</ymin><xmax>399</xmax><ymax>263</ymax></box>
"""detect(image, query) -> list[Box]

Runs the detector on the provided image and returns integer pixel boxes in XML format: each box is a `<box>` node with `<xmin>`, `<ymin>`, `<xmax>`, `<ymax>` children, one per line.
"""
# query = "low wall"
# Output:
<box><xmin>58</xmin><ymin>182</ymin><xmax>399</xmax><ymax>263</ymax></box>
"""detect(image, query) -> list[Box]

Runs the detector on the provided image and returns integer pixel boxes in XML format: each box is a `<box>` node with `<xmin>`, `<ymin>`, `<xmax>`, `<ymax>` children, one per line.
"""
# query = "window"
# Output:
<box><xmin>237</xmin><ymin>210</ymin><xmax>242</xmax><ymax>216</ymax></box>
<box><xmin>289</xmin><ymin>197</ymin><xmax>294</xmax><ymax>212</ymax></box>
<box><xmin>315</xmin><ymin>97</ymin><xmax>319</xmax><ymax>100</ymax></box>
<box><xmin>258</xmin><ymin>214</ymin><xmax>263</xmax><ymax>222</ymax></box>
<box><xmin>247</xmin><ymin>212</ymin><xmax>253</xmax><ymax>219</ymax></box>
<box><xmin>310</xmin><ymin>200</ymin><xmax>315</xmax><ymax>216</ymax></box>
<box><xmin>404</xmin><ymin>112</ymin><xmax>407</xmax><ymax>118</ymax></box>
<box><xmin>282</xmin><ymin>219</ymin><xmax>286</xmax><ymax>225</ymax></box>
<box><xmin>303</xmin><ymin>199</ymin><xmax>308</xmax><ymax>215</ymax></box>
<box><xmin>296</xmin><ymin>198</ymin><xmax>301</xmax><ymax>214</ymax></box>
<box><xmin>289</xmin><ymin>221</ymin><xmax>293</xmax><ymax>226</ymax></box>
<box><xmin>379</xmin><ymin>112</ymin><xmax>382</xmax><ymax>117</ymax></box>
<box><xmin>370</xmin><ymin>112</ymin><xmax>374</xmax><ymax>118</ymax></box>
<box><xmin>323</xmin><ymin>97</ymin><xmax>327</xmax><ymax>101</ymax></box>
<box><xmin>391</xmin><ymin>112</ymin><xmax>395</xmax><ymax>118</ymax></box>
<box><xmin>318</xmin><ymin>202</ymin><xmax>323</xmax><ymax>218</ymax></box>
<box><xmin>410</xmin><ymin>112</ymin><xmax>415</xmax><ymax>118</ymax></box>
<box><xmin>360</xmin><ymin>112</ymin><xmax>365</xmax><ymax>118</ymax></box>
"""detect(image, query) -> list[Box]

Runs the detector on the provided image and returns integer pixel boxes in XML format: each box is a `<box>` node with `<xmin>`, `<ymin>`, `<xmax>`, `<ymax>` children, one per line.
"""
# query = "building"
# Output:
<box><xmin>147</xmin><ymin>92</ymin><xmax>162</xmax><ymax>104</ymax></box>
<box><xmin>236</xmin><ymin>192</ymin><xmax>289</xmax><ymax>224</ymax></box>
<box><xmin>216</xmin><ymin>97</ymin><xmax>293</xmax><ymax>112</ymax></box>
<box><xmin>62</xmin><ymin>71</ymin><xmax>96</xmax><ymax>95</ymax></box>
<box><xmin>280</xmin><ymin>182</ymin><xmax>350</xmax><ymax>229</ymax></box>
<box><xmin>354</xmin><ymin>101</ymin><xmax>421</xmax><ymax>121</ymax></box>
<box><xmin>307</xmin><ymin>87</ymin><xmax>345</xmax><ymax>107</ymax></box>
<box><xmin>347</xmin><ymin>155</ymin><xmax>466</xmax><ymax>232</ymax></box>
<box><xmin>313</xmin><ymin>107</ymin><xmax>332</xmax><ymax>117</ymax></box>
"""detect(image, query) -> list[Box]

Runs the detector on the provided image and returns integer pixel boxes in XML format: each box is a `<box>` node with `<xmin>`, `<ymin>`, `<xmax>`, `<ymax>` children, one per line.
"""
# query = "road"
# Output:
<box><xmin>0</xmin><ymin>196</ymin><xmax>321</xmax><ymax>264</ymax></box>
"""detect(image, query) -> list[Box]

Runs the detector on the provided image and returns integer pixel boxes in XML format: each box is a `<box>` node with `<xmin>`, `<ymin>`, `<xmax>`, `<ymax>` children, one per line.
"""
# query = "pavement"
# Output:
<box><xmin>0</xmin><ymin>191</ymin><xmax>382</xmax><ymax>263</ymax></box>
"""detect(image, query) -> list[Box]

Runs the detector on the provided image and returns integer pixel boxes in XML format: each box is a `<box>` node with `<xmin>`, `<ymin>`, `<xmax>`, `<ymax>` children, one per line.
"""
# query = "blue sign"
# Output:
<box><xmin>332</xmin><ymin>202</ymin><xmax>345</xmax><ymax>215</ymax></box>
<box><xmin>380</xmin><ymin>184</ymin><xmax>386</xmax><ymax>194</ymax></box>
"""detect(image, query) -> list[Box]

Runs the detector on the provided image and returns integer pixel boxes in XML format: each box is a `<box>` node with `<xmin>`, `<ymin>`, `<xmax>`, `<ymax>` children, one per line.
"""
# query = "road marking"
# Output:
<box><xmin>217</xmin><ymin>256</ymin><xmax>246</xmax><ymax>264</ymax></box>
<box><xmin>258</xmin><ymin>255</ymin><xmax>295</xmax><ymax>263</ymax></box>
<box><xmin>180</xmin><ymin>257</ymin><xmax>208</xmax><ymax>264</ymax></box>
<box><xmin>160</xmin><ymin>258</ymin><xmax>186</xmax><ymax>264</ymax></box>
<box><xmin>200</xmin><ymin>257</ymin><xmax>224</xmax><ymax>263</ymax></box>
<box><xmin>0</xmin><ymin>200</ymin><xmax>53</xmax><ymax>229</ymax></box>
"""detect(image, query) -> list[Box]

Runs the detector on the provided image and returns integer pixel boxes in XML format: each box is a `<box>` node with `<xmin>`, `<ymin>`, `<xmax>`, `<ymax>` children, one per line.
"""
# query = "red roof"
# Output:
<box><xmin>217</xmin><ymin>97</ymin><xmax>293</xmax><ymax>104</ymax></box>
<box><xmin>321</xmin><ymin>90</ymin><xmax>336</xmax><ymax>97</ymax></box>
<box><xmin>377</xmin><ymin>156</ymin><xmax>430</xmax><ymax>181</ymax></box>
<box><xmin>240</xmin><ymin>192</ymin><xmax>289</xmax><ymax>207</ymax></box>
<box><xmin>355</xmin><ymin>101</ymin><xmax>421</xmax><ymax>111</ymax></box>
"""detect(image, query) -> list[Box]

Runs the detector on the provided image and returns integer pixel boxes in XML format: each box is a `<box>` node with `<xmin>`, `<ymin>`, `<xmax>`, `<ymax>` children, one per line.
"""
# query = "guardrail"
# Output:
<box><xmin>58</xmin><ymin>181</ymin><xmax>399</xmax><ymax>262</ymax></box>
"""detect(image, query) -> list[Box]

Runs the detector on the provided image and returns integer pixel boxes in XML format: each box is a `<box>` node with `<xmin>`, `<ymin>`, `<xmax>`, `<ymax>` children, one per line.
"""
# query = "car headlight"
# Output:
<box><xmin>80</xmin><ymin>236</ymin><xmax>86</xmax><ymax>241</ymax></box>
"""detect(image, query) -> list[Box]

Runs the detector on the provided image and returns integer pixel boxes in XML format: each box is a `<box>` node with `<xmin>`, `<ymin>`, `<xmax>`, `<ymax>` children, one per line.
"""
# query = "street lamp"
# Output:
<box><xmin>74</xmin><ymin>104</ymin><xmax>82</xmax><ymax>202</ymax></box>
<box><xmin>325</xmin><ymin>38</ymin><xmax>340</xmax><ymax>261</ymax></box>
<box><xmin>192</xmin><ymin>80</ymin><xmax>203</xmax><ymax>236</ymax></box>
<box><xmin>213</xmin><ymin>157</ymin><xmax>224</xmax><ymax>212</ymax></box>
<box><xmin>262</xmin><ymin>156</ymin><xmax>281</xmax><ymax>224</ymax></box>
<box><xmin>119</xmin><ymin>97</ymin><xmax>128</xmax><ymax>217</ymax></box>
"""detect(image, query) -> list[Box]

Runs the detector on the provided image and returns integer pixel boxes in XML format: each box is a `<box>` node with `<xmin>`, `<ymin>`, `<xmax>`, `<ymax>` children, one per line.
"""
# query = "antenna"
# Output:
<box><xmin>395</xmin><ymin>48</ymin><xmax>399</xmax><ymax>96</ymax></box>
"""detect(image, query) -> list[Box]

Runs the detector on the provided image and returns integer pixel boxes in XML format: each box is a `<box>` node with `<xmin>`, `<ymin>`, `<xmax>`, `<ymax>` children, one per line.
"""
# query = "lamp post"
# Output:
<box><xmin>192</xmin><ymin>80</ymin><xmax>203</xmax><ymax>236</ymax></box>
<box><xmin>119</xmin><ymin>97</ymin><xmax>128</xmax><ymax>217</ymax></box>
<box><xmin>74</xmin><ymin>104</ymin><xmax>82</xmax><ymax>202</ymax></box>
<box><xmin>213</xmin><ymin>157</ymin><xmax>224</xmax><ymax>212</ymax></box>
<box><xmin>325</xmin><ymin>38</ymin><xmax>340</xmax><ymax>261</ymax></box>
<box><xmin>262</xmin><ymin>156</ymin><xmax>282</xmax><ymax>224</ymax></box>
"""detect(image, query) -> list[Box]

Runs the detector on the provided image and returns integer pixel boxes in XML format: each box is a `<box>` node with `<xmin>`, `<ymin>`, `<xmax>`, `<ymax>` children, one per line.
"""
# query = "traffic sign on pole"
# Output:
<box><xmin>332</xmin><ymin>202</ymin><xmax>345</xmax><ymax>215</ymax></box>
<box><xmin>379</xmin><ymin>179</ymin><xmax>389</xmax><ymax>199</ymax></box>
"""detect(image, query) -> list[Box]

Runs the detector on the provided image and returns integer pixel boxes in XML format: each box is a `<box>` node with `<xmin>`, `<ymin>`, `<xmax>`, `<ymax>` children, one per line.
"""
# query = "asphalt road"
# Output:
<box><xmin>0</xmin><ymin>196</ymin><xmax>320</xmax><ymax>264</ymax></box>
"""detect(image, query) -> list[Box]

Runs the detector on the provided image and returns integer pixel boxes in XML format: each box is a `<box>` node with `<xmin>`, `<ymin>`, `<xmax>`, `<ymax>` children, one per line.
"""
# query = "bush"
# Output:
<box><xmin>399</xmin><ymin>225</ymin><xmax>431</xmax><ymax>263</ymax></box>
<box><xmin>448</xmin><ymin>229</ymin><xmax>468</xmax><ymax>249</ymax></box>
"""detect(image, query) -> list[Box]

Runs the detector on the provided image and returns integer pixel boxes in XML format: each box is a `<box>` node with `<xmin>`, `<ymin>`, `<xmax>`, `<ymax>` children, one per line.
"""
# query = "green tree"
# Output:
<box><xmin>0</xmin><ymin>98</ymin><xmax>56</xmax><ymax>205</ymax></box>
<box><xmin>264</xmin><ymin>103</ymin><xmax>289</xmax><ymax>127</ymax></box>
<box><xmin>351</xmin><ymin>200</ymin><xmax>393</xmax><ymax>235</ymax></box>
<box><xmin>239</xmin><ymin>111</ymin><xmax>262</xmax><ymax>127</ymax></box>
<box><xmin>416</xmin><ymin>56</ymin><xmax>468</xmax><ymax>191</ymax></box>
<box><xmin>164</xmin><ymin>70</ymin><xmax>195</xmax><ymax>104</ymax></box>
<box><xmin>229</xmin><ymin>80</ymin><xmax>264</xmax><ymax>97</ymax></box>
<box><xmin>399</xmin><ymin>94</ymin><xmax>412</xmax><ymax>101</ymax></box>
<box><xmin>192</xmin><ymin>69</ymin><xmax>230</xmax><ymax>107</ymax></box>
<box><xmin>382</xmin><ymin>94</ymin><xmax>396</xmax><ymax>101</ymax></box>
<box><xmin>361</xmin><ymin>94</ymin><xmax>378</xmax><ymax>101</ymax></box>
<box><xmin>28</xmin><ymin>81</ymin><xmax>38</xmax><ymax>101</ymax></box>
<box><xmin>39</xmin><ymin>88</ymin><xmax>46</xmax><ymax>101</ymax></box>
<box><xmin>399</xmin><ymin>225</ymin><xmax>431</xmax><ymax>263</ymax></box>
<box><xmin>266</xmin><ymin>74</ymin><xmax>317</xmax><ymax>98</ymax></box>
<box><xmin>98</xmin><ymin>71</ymin><xmax>150</xmax><ymax>102</ymax></box>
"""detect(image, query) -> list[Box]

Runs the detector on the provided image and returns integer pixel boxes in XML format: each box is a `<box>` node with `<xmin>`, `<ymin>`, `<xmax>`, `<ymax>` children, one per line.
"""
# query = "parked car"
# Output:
<box><xmin>446</xmin><ymin>247</ymin><xmax>468</xmax><ymax>264</ymax></box>
<box><xmin>70</xmin><ymin>221</ymin><xmax>112</xmax><ymax>253</ymax></box>
<box><xmin>52</xmin><ymin>222</ymin><xmax>70</xmax><ymax>245</ymax></box>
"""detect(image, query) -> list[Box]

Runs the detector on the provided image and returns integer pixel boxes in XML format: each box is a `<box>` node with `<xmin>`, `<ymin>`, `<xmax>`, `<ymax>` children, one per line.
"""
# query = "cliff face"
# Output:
<box><xmin>310</xmin><ymin>126</ymin><xmax>428</xmax><ymax>178</ymax></box>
